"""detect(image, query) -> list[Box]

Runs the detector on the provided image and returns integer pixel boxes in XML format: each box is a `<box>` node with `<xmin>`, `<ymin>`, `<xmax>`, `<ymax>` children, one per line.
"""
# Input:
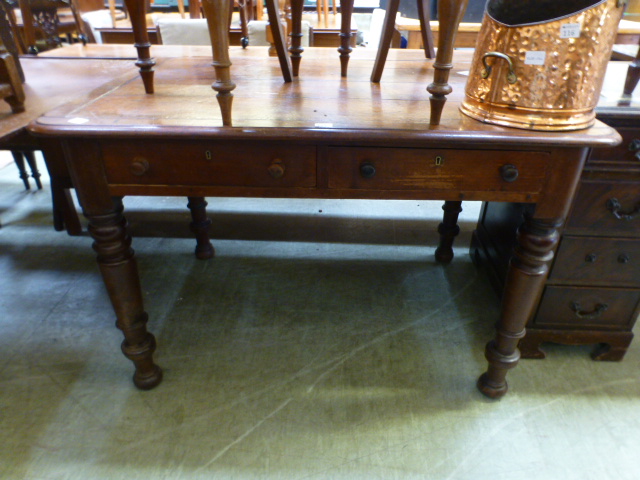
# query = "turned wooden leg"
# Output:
<box><xmin>11</xmin><ymin>151</ymin><xmax>30</xmax><ymax>190</ymax></box>
<box><xmin>435</xmin><ymin>200</ymin><xmax>462</xmax><ymax>264</ymax></box>
<box><xmin>426</xmin><ymin>0</ymin><xmax>468</xmax><ymax>125</ymax></box>
<box><xmin>202</xmin><ymin>0</ymin><xmax>237</xmax><ymax>126</ymax></box>
<box><xmin>289</xmin><ymin>0</ymin><xmax>304</xmax><ymax>76</ymax></box>
<box><xmin>338</xmin><ymin>0</ymin><xmax>354</xmax><ymax>77</ymax></box>
<box><xmin>123</xmin><ymin>0</ymin><xmax>155</xmax><ymax>94</ymax></box>
<box><xmin>370</xmin><ymin>0</ymin><xmax>400</xmax><ymax>83</ymax></box>
<box><xmin>23</xmin><ymin>151</ymin><xmax>42</xmax><ymax>190</ymax></box>
<box><xmin>478</xmin><ymin>214</ymin><xmax>560</xmax><ymax>399</ymax></box>
<box><xmin>88</xmin><ymin>197</ymin><xmax>162</xmax><ymax>389</ymax></box>
<box><xmin>187</xmin><ymin>196</ymin><xmax>214</xmax><ymax>260</ymax></box>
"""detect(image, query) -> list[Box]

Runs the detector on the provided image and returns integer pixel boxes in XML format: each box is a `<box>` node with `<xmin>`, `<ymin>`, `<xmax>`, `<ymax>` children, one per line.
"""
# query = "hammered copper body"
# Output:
<box><xmin>461</xmin><ymin>0</ymin><xmax>626</xmax><ymax>131</ymax></box>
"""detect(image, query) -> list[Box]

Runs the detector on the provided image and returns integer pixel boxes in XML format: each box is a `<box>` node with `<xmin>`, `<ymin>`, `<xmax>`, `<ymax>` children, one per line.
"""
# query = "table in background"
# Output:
<box><xmin>0</xmin><ymin>56</ymin><xmax>138</xmax><ymax>233</ymax></box>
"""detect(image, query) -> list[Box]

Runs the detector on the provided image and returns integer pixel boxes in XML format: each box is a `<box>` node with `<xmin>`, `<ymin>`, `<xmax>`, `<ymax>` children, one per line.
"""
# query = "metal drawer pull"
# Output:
<box><xmin>606</xmin><ymin>198</ymin><xmax>640</xmax><ymax>220</ymax></box>
<box><xmin>618</xmin><ymin>253</ymin><xmax>630</xmax><ymax>264</ymax></box>
<box><xmin>571</xmin><ymin>301</ymin><xmax>609</xmax><ymax>320</ymax></box>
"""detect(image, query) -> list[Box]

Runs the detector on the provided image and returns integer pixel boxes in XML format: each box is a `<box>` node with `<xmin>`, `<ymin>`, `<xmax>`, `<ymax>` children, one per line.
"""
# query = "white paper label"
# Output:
<box><xmin>524</xmin><ymin>51</ymin><xmax>546</xmax><ymax>66</ymax></box>
<box><xmin>560</xmin><ymin>23</ymin><xmax>581</xmax><ymax>39</ymax></box>
<box><xmin>314</xmin><ymin>123</ymin><xmax>333</xmax><ymax>128</ymax></box>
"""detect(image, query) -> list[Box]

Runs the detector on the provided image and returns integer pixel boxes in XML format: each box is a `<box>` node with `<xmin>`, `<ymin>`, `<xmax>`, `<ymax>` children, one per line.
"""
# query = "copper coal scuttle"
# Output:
<box><xmin>460</xmin><ymin>0</ymin><xmax>627</xmax><ymax>130</ymax></box>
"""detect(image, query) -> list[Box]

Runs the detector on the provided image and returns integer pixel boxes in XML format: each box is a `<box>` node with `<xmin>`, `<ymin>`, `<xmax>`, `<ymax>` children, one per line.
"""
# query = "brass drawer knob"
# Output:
<box><xmin>360</xmin><ymin>162</ymin><xmax>376</xmax><ymax>179</ymax></box>
<box><xmin>500</xmin><ymin>164</ymin><xmax>519</xmax><ymax>182</ymax></box>
<box><xmin>130</xmin><ymin>157</ymin><xmax>149</xmax><ymax>176</ymax></box>
<box><xmin>267</xmin><ymin>159</ymin><xmax>285</xmax><ymax>179</ymax></box>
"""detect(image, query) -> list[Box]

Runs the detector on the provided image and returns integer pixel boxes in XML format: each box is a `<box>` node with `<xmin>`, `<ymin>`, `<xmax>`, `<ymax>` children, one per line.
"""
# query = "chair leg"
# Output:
<box><xmin>289</xmin><ymin>0</ymin><xmax>303</xmax><ymax>76</ymax></box>
<box><xmin>338</xmin><ymin>0</ymin><xmax>355</xmax><ymax>77</ymax></box>
<box><xmin>264</xmin><ymin>0</ymin><xmax>294</xmax><ymax>82</ymax></box>
<box><xmin>11</xmin><ymin>151</ymin><xmax>30</xmax><ymax>190</ymax></box>
<box><xmin>416</xmin><ymin>0</ymin><xmax>435</xmax><ymax>59</ymax></box>
<box><xmin>370</xmin><ymin>0</ymin><xmax>401</xmax><ymax>82</ymax></box>
<box><xmin>22</xmin><ymin>151</ymin><xmax>42</xmax><ymax>190</ymax></box>
<box><xmin>238</xmin><ymin>0</ymin><xmax>250</xmax><ymax>48</ymax></box>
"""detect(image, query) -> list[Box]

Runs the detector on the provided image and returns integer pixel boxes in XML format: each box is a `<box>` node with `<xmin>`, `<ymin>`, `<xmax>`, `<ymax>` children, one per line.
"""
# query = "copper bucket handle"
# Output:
<box><xmin>481</xmin><ymin>52</ymin><xmax>517</xmax><ymax>84</ymax></box>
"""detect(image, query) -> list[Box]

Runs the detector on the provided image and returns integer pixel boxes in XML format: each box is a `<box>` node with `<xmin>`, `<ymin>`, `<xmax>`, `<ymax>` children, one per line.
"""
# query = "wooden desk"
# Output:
<box><xmin>30</xmin><ymin>47</ymin><xmax>620</xmax><ymax>398</ymax></box>
<box><xmin>0</xmin><ymin>56</ymin><xmax>137</xmax><ymax>233</ymax></box>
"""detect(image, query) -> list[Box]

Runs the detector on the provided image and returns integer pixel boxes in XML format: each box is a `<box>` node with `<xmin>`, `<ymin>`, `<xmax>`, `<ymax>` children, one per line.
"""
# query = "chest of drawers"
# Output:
<box><xmin>471</xmin><ymin>112</ymin><xmax>640</xmax><ymax>361</ymax></box>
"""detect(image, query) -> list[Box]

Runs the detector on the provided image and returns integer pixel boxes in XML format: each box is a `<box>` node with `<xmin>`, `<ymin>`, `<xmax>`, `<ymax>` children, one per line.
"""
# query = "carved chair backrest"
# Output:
<box><xmin>18</xmin><ymin>0</ymin><xmax>86</xmax><ymax>50</ymax></box>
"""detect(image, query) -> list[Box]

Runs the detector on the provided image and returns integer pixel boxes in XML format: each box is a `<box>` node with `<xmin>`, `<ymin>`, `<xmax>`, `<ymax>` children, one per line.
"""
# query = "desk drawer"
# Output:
<box><xmin>326</xmin><ymin>147</ymin><xmax>549</xmax><ymax>193</ymax></box>
<box><xmin>534</xmin><ymin>286</ymin><xmax>640</xmax><ymax>329</ymax></box>
<box><xmin>550</xmin><ymin>237</ymin><xmax>640</xmax><ymax>286</ymax></box>
<box><xmin>102</xmin><ymin>142</ymin><xmax>317</xmax><ymax>188</ymax></box>
<box><xmin>566</xmin><ymin>180</ymin><xmax>640</xmax><ymax>236</ymax></box>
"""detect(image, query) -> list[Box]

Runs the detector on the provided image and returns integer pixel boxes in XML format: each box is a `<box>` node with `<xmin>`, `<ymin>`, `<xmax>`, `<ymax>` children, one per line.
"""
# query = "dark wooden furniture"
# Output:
<box><xmin>29</xmin><ymin>48</ymin><xmax>620</xmax><ymax>398</ymax></box>
<box><xmin>471</xmin><ymin>61</ymin><xmax>640</xmax><ymax>362</ymax></box>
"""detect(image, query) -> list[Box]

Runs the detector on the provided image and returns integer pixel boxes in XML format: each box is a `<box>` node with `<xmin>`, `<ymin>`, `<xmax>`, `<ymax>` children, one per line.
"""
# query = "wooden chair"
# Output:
<box><xmin>17</xmin><ymin>0</ymin><xmax>88</xmax><ymax>53</ymax></box>
<box><xmin>0</xmin><ymin>53</ymin><xmax>25</xmax><ymax>113</ymax></box>
<box><xmin>0</xmin><ymin>3</ymin><xmax>25</xmax><ymax>113</ymax></box>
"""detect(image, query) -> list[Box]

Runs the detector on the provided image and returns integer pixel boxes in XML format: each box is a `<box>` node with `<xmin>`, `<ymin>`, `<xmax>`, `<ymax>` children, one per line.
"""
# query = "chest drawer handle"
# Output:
<box><xmin>267</xmin><ymin>159</ymin><xmax>285</xmax><ymax>179</ymax></box>
<box><xmin>606</xmin><ymin>198</ymin><xmax>640</xmax><ymax>220</ymax></box>
<box><xmin>500</xmin><ymin>164</ymin><xmax>519</xmax><ymax>182</ymax></box>
<box><xmin>130</xmin><ymin>158</ymin><xmax>150</xmax><ymax>176</ymax></box>
<box><xmin>571</xmin><ymin>301</ymin><xmax>609</xmax><ymax>320</ymax></box>
<box><xmin>628</xmin><ymin>139</ymin><xmax>640</xmax><ymax>161</ymax></box>
<box><xmin>360</xmin><ymin>162</ymin><xmax>376</xmax><ymax>179</ymax></box>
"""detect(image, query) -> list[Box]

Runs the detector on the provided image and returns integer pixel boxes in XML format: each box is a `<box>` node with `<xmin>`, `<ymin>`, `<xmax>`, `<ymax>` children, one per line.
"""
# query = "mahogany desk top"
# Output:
<box><xmin>30</xmin><ymin>47</ymin><xmax>621</xmax><ymax>398</ymax></box>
